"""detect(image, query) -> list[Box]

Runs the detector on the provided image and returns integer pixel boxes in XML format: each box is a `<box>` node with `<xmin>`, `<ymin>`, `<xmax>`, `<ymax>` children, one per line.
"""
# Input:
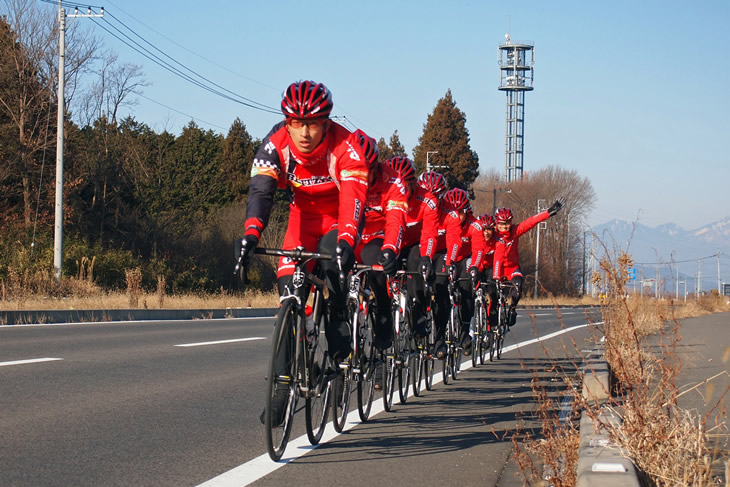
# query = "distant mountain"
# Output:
<box><xmin>692</xmin><ymin>217</ymin><xmax>730</xmax><ymax>244</ymax></box>
<box><xmin>590</xmin><ymin>217</ymin><xmax>730</xmax><ymax>293</ymax></box>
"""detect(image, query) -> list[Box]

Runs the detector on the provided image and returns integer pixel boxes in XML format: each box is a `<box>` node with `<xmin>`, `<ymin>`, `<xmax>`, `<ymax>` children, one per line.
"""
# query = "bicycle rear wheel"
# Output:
<box><xmin>305</xmin><ymin>308</ymin><xmax>330</xmax><ymax>445</ymax></box>
<box><xmin>265</xmin><ymin>300</ymin><xmax>297</xmax><ymax>461</ymax></box>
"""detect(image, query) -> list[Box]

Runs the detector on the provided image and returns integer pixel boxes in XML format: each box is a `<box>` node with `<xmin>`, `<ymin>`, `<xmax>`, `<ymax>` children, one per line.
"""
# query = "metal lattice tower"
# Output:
<box><xmin>498</xmin><ymin>35</ymin><xmax>534</xmax><ymax>182</ymax></box>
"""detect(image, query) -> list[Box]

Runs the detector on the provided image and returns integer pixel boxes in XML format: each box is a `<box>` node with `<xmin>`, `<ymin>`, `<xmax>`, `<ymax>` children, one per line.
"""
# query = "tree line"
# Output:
<box><xmin>0</xmin><ymin>1</ymin><xmax>594</xmax><ymax>297</ymax></box>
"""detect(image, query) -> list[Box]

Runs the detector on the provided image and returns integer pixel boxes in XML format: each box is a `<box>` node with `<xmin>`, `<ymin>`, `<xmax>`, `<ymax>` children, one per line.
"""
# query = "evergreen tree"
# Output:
<box><xmin>389</xmin><ymin>130</ymin><xmax>406</xmax><ymax>157</ymax></box>
<box><xmin>377</xmin><ymin>137</ymin><xmax>393</xmax><ymax>161</ymax></box>
<box><xmin>412</xmin><ymin>89</ymin><xmax>479</xmax><ymax>189</ymax></box>
<box><xmin>221</xmin><ymin>118</ymin><xmax>259</xmax><ymax>200</ymax></box>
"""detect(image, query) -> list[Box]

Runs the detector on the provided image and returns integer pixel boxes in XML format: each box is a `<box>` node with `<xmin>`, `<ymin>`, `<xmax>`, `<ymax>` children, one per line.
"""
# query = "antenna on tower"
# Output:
<box><xmin>498</xmin><ymin>35</ymin><xmax>534</xmax><ymax>182</ymax></box>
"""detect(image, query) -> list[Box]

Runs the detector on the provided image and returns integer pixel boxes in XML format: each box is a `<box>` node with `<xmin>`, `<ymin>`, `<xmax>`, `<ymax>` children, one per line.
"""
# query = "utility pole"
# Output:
<box><xmin>717</xmin><ymin>252</ymin><xmax>721</xmax><ymax>295</ymax></box>
<box><xmin>582</xmin><ymin>231</ymin><xmax>587</xmax><ymax>295</ymax></box>
<box><xmin>492</xmin><ymin>187</ymin><xmax>512</xmax><ymax>213</ymax></box>
<box><xmin>696</xmin><ymin>259</ymin><xmax>702</xmax><ymax>299</ymax></box>
<box><xmin>676</xmin><ymin>267</ymin><xmax>679</xmax><ymax>300</ymax></box>
<box><xmin>53</xmin><ymin>2</ymin><xmax>103</xmax><ymax>280</ymax></box>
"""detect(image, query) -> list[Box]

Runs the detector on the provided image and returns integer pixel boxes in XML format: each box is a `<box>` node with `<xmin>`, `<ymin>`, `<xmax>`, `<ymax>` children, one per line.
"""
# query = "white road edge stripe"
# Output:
<box><xmin>175</xmin><ymin>337</ymin><xmax>266</xmax><ymax>347</ymax></box>
<box><xmin>0</xmin><ymin>357</ymin><xmax>63</xmax><ymax>367</ymax></box>
<box><xmin>196</xmin><ymin>321</ymin><xmax>602</xmax><ymax>487</ymax></box>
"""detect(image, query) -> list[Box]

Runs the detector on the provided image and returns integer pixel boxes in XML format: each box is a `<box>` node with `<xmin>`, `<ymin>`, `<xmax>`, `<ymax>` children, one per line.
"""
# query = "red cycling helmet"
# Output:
<box><xmin>417</xmin><ymin>171</ymin><xmax>447</xmax><ymax>197</ymax></box>
<box><xmin>478</xmin><ymin>213</ymin><xmax>496</xmax><ymax>229</ymax></box>
<box><xmin>443</xmin><ymin>188</ymin><xmax>471</xmax><ymax>211</ymax></box>
<box><xmin>386</xmin><ymin>156</ymin><xmax>416</xmax><ymax>182</ymax></box>
<box><xmin>281</xmin><ymin>81</ymin><xmax>333</xmax><ymax>119</ymax></box>
<box><xmin>353</xmin><ymin>129</ymin><xmax>379</xmax><ymax>168</ymax></box>
<box><xmin>494</xmin><ymin>207</ymin><xmax>513</xmax><ymax>223</ymax></box>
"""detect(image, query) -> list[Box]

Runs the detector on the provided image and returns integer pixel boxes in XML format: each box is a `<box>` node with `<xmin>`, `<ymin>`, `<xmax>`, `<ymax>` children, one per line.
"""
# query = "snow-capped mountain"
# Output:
<box><xmin>590</xmin><ymin>217</ymin><xmax>730</xmax><ymax>293</ymax></box>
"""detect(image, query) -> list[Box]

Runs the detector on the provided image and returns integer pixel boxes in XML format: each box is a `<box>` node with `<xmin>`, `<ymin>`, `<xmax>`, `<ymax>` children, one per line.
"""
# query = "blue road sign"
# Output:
<box><xmin>628</xmin><ymin>268</ymin><xmax>636</xmax><ymax>281</ymax></box>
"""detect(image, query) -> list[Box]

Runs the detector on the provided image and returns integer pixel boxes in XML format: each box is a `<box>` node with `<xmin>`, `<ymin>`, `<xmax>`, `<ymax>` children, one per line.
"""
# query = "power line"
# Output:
<box><xmin>103</xmin><ymin>0</ymin><xmax>280</xmax><ymax>94</ymax></box>
<box><xmin>40</xmin><ymin>1</ymin><xmax>280</xmax><ymax>115</ymax></box>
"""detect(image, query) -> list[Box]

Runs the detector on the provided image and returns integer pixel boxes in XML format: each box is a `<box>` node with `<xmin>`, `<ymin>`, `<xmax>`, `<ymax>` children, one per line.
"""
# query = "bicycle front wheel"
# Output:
<box><xmin>357</xmin><ymin>308</ymin><xmax>376</xmax><ymax>421</ymax></box>
<box><xmin>382</xmin><ymin>352</ymin><xmax>396</xmax><ymax>411</ymax></box>
<box><xmin>331</xmin><ymin>367</ymin><xmax>351</xmax><ymax>432</ymax></box>
<box><xmin>473</xmin><ymin>304</ymin><xmax>483</xmax><ymax>368</ymax></box>
<box><xmin>305</xmin><ymin>310</ymin><xmax>331</xmax><ymax>445</ymax></box>
<box><xmin>411</xmin><ymin>336</ymin><xmax>425</xmax><ymax>397</ymax></box>
<box><xmin>265</xmin><ymin>300</ymin><xmax>297</xmax><ymax>461</ymax></box>
<box><xmin>396</xmin><ymin>331</ymin><xmax>411</xmax><ymax>404</ymax></box>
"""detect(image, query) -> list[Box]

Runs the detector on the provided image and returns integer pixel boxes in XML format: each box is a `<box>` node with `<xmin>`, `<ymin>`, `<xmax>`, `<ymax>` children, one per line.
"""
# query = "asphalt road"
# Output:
<box><xmin>1</xmin><ymin>308</ymin><xmax>603</xmax><ymax>486</ymax></box>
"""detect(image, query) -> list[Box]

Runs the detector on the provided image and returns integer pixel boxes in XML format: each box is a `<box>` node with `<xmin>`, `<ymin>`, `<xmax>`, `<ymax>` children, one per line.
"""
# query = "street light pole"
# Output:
<box><xmin>426</xmin><ymin>151</ymin><xmax>438</xmax><ymax>171</ymax></box>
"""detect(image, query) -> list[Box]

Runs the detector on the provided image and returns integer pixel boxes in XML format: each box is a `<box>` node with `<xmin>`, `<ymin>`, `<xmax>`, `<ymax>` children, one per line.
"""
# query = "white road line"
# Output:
<box><xmin>0</xmin><ymin>357</ymin><xmax>63</xmax><ymax>367</ymax></box>
<box><xmin>0</xmin><ymin>316</ymin><xmax>273</xmax><ymax>328</ymax></box>
<box><xmin>196</xmin><ymin>322</ymin><xmax>601</xmax><ymax>487</ymax></box>
<box><xmin>175</xmin><ymin>337</ymin><xmax>266</xmax><ymax>348</ymax></box>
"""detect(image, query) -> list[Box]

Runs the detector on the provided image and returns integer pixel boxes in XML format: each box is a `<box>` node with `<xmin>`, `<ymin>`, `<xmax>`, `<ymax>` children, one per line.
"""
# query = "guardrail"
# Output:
<box><xmin>0</xmin><ymin>308</ymin><xmax>278</xmax><ymax>325</ymax></box>
<box><xmin>577</xmin><ymin>345</ymin><xmax>642</xmax><ymax>487</ymax></box>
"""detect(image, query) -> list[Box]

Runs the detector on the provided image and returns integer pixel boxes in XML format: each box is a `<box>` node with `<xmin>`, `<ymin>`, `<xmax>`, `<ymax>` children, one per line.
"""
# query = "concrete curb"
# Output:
<box><xmin>576</xmin><ymin>345</ymin><xmax>642</xmax><ymax>487</ymax></box>
<box><xmin>0</xmin><ymin>308</ymin><xmax>279</xmax><ymax>325</ymax></box>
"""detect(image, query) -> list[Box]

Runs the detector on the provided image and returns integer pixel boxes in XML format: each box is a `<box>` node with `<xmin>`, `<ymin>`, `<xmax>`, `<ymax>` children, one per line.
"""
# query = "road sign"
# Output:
<box><xmin>628</xmin><ymin>268</ymin><xmax>636</xmax><ymax>281</ymax></box>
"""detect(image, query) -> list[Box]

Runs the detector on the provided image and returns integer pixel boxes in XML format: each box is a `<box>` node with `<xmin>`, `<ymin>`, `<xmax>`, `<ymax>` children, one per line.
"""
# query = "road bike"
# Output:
<box><xmin>236</xmin><ymin>246</ymin><xmax>333</xmax><ymax>462</ymax></box>
<box><xmin>331</xmin><ymin>263</ymin><xmax>382</xmax><ymax>431</ymax></box>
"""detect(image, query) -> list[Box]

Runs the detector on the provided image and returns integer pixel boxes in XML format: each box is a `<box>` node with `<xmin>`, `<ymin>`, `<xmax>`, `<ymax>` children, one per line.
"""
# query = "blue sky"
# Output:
<box><xmin>57</xmin><ymin>0</ymin><xmax>730</xmax><ymax>231</ymax></box>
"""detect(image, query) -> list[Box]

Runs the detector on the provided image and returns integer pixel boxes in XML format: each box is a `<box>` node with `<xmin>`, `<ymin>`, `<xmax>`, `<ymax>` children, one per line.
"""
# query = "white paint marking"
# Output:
<box><xmin>175</xmin><ymin>337</ymin><xmax>266</xmax><ymax>348</ymax></box>
<box><xmin>196</xmin><ymin>321</ymin><xmax>601</xmax><ymax>487</ymax></box>
<box><xmin>0</xmin><ymin>357</ymin><xmax>63</xmax><ymax>367</ymax></box>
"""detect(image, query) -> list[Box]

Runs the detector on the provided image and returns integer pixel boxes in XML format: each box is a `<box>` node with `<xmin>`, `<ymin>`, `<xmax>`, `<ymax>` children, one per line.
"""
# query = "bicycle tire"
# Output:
<box><xmin>472</xmin><ymin>303</ymin><xmax>483</xmax><ymax>368</ymax></box>
<box><xmin>396</xmin><ymin>318</ymin><xmax>411</xmax><ymax>404</ymax></box>
<box><xmin>357</xmin><ymin>308</ymin><xmax>376</xmax><ymax>421</ymax></box>
<box><xmin>412</xmin><ymin>336</ymin><xmax>425</xmax><ymax>397</ymax></box>
<box><xmin>424</xmin><ymin>354</ymin><xmax>434</xmax><ymax>390</ymax></box>
<box><xmin>496</xmin><ymin>304</ymin><xmax>506</xmax><ymax>359</ymax></box>
<box><xmin>382</xmin><ymin>352</ymin><xmax>396</xmax><ymax>411</ymax></box>
<box><xmin>442</xmin><ymin>353</ymin><xmax>451</xmax><ymax>385</ymax></box>
<box><xmin>305</xmin><ymin>303</ymin><xmax>330</xmax><ymax>445</ymax></box>
<box><xmin>331</xmin><ymin>367</ymin><xmax>351</xmax><ymax>432</ymax></box>
<box><xmin>265</xmin><ymin>300</ymin><xmax>297</xmax><ymax>461</ymax></box>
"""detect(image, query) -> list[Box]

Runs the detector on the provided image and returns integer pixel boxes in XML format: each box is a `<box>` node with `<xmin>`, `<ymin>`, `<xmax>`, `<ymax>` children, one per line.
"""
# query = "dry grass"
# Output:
<box><xmin>513</xmin><ymin>252</ymin><xmax>729</xmax><ymax>486</ymax></box>
<box><xmin>0</xmin><ymin>290</ymin><xmax>280</xmax><ymax>310</ymax></box>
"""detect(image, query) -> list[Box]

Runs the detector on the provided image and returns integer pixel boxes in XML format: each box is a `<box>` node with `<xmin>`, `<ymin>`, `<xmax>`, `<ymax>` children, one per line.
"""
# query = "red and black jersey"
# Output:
<box><xmin>244</xmin><ymin>120</ymin><xmax>369</xmax><ymax>247</ymax></box>
<box><xmin>481</xmin><ymin>234</ymin><xmax>497</xmax><ymax>272</ymax></box>
<box><xmin>360</xmin><ymin>164</ymin><xmax>409</xmax><ymax>253</ymax></box>
<box><xmin>439</xmin><ymin>207</ymin><xmax>485</xmax><ymax>268</ymax></box>
<box><xmin>492</xmin><ymin>211</ymin><xmax>550</xmax><ymax>280</ymax></box>
<box><xmin>401</xmin><ymin>185</ymin><xmax>440</xmax><ymax>258</ymax></box>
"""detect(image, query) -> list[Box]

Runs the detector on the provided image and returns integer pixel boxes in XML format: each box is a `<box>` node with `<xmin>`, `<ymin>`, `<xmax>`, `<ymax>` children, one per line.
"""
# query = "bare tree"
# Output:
<box><xmin>78</xmin><ymin>50</ymin><xmax>147</xmax><ymax>127</ymax></box>
<box><xmin>0</xmin><ymin>0</ymin><xmax>99</xmax><ymax>227</ymax></box>
<box><xmin>473</xmin><ymin>165</ymin><xmax>596</xmax><ymax>295</ymax></box>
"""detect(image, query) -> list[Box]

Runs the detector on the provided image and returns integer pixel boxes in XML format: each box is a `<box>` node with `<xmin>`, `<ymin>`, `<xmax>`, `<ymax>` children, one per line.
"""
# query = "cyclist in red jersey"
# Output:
<box><xmin>475</xmin><ymin>214</ymin><xmax>499</xmax><ymax>328</ymax></box>
<box><xmin>354</xmin><ymin>140</ymin><xmax>410</xmax><ymax>351</ymax></box>
<box><xmin>432</xmin><ymin>188</ymin><xmax>485</xmax><ymax>358</ymax></box>
<box><xmin>492</xmin><ymin>198</ymin><xmax>564</xmax><ymax>325</ymax></box>
<box><xmin>402</xmin><ymin>171</ymin><xmax>445</xmax><ymax>337</ymax></box>
<box><xmin>237</xmin><ymin>80</ymin><xmax>369</xmax><ymax>362</ymax></box>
